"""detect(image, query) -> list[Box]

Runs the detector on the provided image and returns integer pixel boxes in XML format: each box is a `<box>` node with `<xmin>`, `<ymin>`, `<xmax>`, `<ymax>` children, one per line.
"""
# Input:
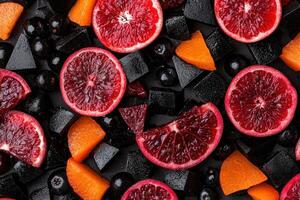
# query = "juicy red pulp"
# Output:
<box><xmin>125</xmin><ymin>184</ymin><xmax>171</xmax><ymax>200</ymax></box>
<box><xmin>285</xmin><ymin>181</ymin><xmax>300</xmax><ymax>200</ymax></box>
<box><xmin>63</xmin><ymin>51</ymin><xmax>122</xmax><ymax>113</ymax></box>
<box><xmin>216</xmin><ymin>0</ymin><xmax>278</xmax><ymax>40</ymax></box>
<box><xmin>229</xmin><ymin>70</ymin><xmax>293</xmax><ymax>133</ymax></box>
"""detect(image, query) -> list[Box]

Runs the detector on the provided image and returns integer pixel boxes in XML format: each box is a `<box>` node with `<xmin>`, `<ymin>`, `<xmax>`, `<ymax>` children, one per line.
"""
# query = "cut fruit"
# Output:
<box><xmin>225</xmin><ymin>65</ymin><xmax>297</xmax><ymax>137</ymax></box>
<box><xmin>66</xmin><ymin>158</ymin><xmax>110</xmax><ymax>200</ymax></box>
<box><xmin>121</xmin><ymin>179</ymin><xmax>178</xmax><ymax>200</ymax></box>
<box><xmin>220</xmin><ymin>151</ymin><xmax>267</xmax><ymax>196</ymax></box>
<box><xmin>295</xmin><ymin>138</ymin><xmax>300</xmax><ymax>161</ymax></box>
<box><xmin>159</xmin><ymin>0</ymin><xmax>185</xmax><ymax>9</ymax></box>
<box><xmin>280</xmin><ymin>173</ymin><xmax>300</xmax><ymax>200</ymax></box>
<box><xmin>0</xmin><ymin>69</ymin><xmax>31</xmax><ymax>114</ymax></box>
<box><xmin>119</xmin><ymin>104</ymin><xmax>148</xmax><ymax>134</ymax></box>
<box><xmin>126</xmin><ymin>81</ymin><xmax>148</xmax><ymax>98</ymax></box>
<box><xmin>247</xmin><ymin>183</ymin><xmax>279</xmax><ymax>200</ymax></box>
<box><xmin>68</xmin><ymin>0</ymin><xmax>97</xmax><ymax>26</ymax></box>
<box><xmin>0</xmin><ymin>111</ymin><xmax>46</xmax><ymax>168</ymax></box>
<box><xmin>92</xmin><ymin>0</ymin><xmax>163</xmax><ymax>53</ymax></box>
<box><xmin>0</xmin><ymin>2</ymin><xmax>24</xmax><ymax>40</ymax></box>
<box><xmin>214</xmin><ymin>0</ymin><xmax>282</xmax><ymax>43</ymax></box>
<box><xmin>280</xmin><ymin>33</ymin><xmax>300</xmax><ymax>71</ymax></box>
<box><xmin>136</xmin><ymin>103</ymin><xmax>223</xmax><ymax>170</ymax></box>
<box><xmin>175</xmin><ymin>31</ymin><xmax>216</xmax><ymax>71</ymax></box>
<box><xmin>60</xmin><ymin>47</ymin><xmax>127</xmax><ymax>117</ymax></box>
<box><xmin>68</xmin><ymin>117</ymin><xmax>106</xmax><ymax>162</ymax></box>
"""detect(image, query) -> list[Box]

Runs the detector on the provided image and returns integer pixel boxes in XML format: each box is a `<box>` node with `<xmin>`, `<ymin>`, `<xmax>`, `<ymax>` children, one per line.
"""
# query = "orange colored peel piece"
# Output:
<box><xmin>220</xmin><ymin>151</ymin><xmax>268</xmax><ymax>195</ymax></box>
<box><xmin>68</xmin><ymin>0</ymin><xmax>97</xmax><ymax>26</ymax></box>
<box><xmin>280</xmin><ymin>33</ymin><xmax>300</xmax><ymax>71</ymax></box>
<box><xmin>248</xmin><ymin>183</ymin><xmax>279</xmax><ymax>200</ymax></box>
<box><xmin>68</xmin><ymin>117</ymin><xmax>106</xmax><ymax>162</ymax></box>
<box><xmin>67</xmin><ymin>158</ymin><xmax>109</xmax><ymax>200</ymax></box>
<box><xmin>175</xmin><ymin>31</ymin><xmax>216</xmax><ymax>71</ymax></box>
<box><xmin>0</xmin><ymin>2</ymin><xmax>23</xmax><ymax>40</ymax></box>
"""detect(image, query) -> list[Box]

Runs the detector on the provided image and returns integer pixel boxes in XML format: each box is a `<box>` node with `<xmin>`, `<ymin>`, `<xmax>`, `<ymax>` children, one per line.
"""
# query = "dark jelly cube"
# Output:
<box><xmin>56</xmin><ymin>28</ymin><xmax>91</xmax><ymax>54</ymax></box>
<box><xmin>262</xmin><ymin>151</ymin><xmax>299</xmax><ymax>188</ymax></box>
<box><xmin>45</xmin><ymin>139</ymin><xmax>70</xmax><ymax>169</ymax></box>
<box><xmin>120</xmin><ymin>52</ymin><xmax>149</xmax><ymax>83</ymax></box>
<box><xmin>172</xmin><ymin>56</ymin><xmax>204</xmax><ymax>88</ymax></box>
<box><xmin>282</xmin><ymin>0</ymin><xmax>300</xmax><ymax>38</ymax></box>
<box><xmin>30</xmin><ymin>187</ymin><xmax>51</xmax><ymax>200</ymax></box>
<box><xmin>184</xmin><ymin>0</ymin><xmax>216</xmax><ymax>25</ymax></box>
<box><xmin>14</xmin><ymin>161</ymin><xmax>43</xmax><ymax>183</ymax></box>
<box><xmin>0</xmin><ymin>173</ymin><xmax>24</xmax><ymax>198</ymax></box>
<box><xmin>49</xmin><ymin>108</ymin><xmax>77</xmax><ymax>135</ymax></box>
<box><xmin>36</xmin><ymin>0</ymin><xmax>49</xmax><ymax>9</ymax></box>
<box><xmin>205</xmin><ymin>29</ymin><xmax>234</xmax><ymax>61</ymax></box>
<box><xmin>125</xmin><ymin>150</ymin><xmax>153</xmax><ymax>180</ymax></box>
<box><xmin>165</xmin><ymin>16</ymin><xmax>190</xmax><ymax>40</ymax></box>
<box><xmin>93</xmin><ymin>143</ymin><xmax>119</xmax><ymax>171</ymax></box>
<box><xmin>6</xmin><ymin>34</ymin><xmax>37</xmax><ymax>71</ymax></box>
<box><xmin>192</xmin><ymin>72</ymin><xmax>226</xmax><ymax>105</ymax></box>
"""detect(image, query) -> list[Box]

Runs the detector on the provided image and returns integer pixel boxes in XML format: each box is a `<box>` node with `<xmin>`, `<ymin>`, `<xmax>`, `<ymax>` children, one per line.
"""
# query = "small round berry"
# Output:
<box><xmin>111</xmin><ymin>172</ymin><xmax>135</xmax><ymax>198</ymax></box>
<box><xmin>23</xmin><ymin>17</ymin><xmax>47</xmax><ymax>38</ymax></box>
<box><xmin>149</xmin><ymin>38</ymin><xmax>174</xmax><ymax>62</ymax></box>
<box><xmin>158</xmin><ymin>67</ymin><xmax>178</xmax><ymax>86</ymax></box>
<box><xmin>214</xmin><ymin>141</ymin><xmax>234</xmax><ymax>160</ymax></box>
<box><xmin>203</xmin><ymin>168</ymin><xmax>218</xmax><ymax>186</ymax></box>
<box><xmin>23</xmin><ymin>92</ymin><xmax>52</xmax><ymax>118</ymax></box>
<box><xmin>35</xmin><ymin>70</ymin><xmax>58</xmax><ymax>92</ymax></box>
<box><xmin>31</xmin><ymin>37</ymin><xmax>50</xmax><ymax>58</ymax></box>
<box><xmin>48</xmin><ymin>52</ymin><xmax>66</xmax><ymax>72</ymax></box>
<box><xmin>48</xmin><ymin>170</ymin><xmax>70</xmax><ymax>195</ymax></box>
<box><xmin>48</xmin><ymin>15</ymin><xmax>70</xmax><ymax>35</ymax></box>
<box><xmin>224</xmin><ymin>54</ymin><xmax>250</xmax><ymax>77</ymax></box>
<box><xmin>198</xmin><ymin>187</ymin><xmax>218</xmax><ymax>200</ymax></box>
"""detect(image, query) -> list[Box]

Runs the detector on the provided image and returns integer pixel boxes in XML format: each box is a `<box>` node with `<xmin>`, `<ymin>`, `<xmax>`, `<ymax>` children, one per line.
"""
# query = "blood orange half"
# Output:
<box><xmin>280</xmin><ymin>174</ymin><xmax>300</xmax><ymax>200</ymax></box>
<box><xmin>296</xmin><ymin>138</ymin><xmax>300</xmax><ymax>161</ymax></box>
<box><xmin>121</xmin><ymin>179</ymin><xmax>178</xmax><ymax>200</ymax></box>
<box><xmin>92</xmin><ymin>0</ymin><xmax>163</xmax><ymax>53</ymax></box>
<box><xmin>225</xmin><ymin>65</ymin><xmax>297</xmax><ymax>137</ymax></box>
<box><xmin>60</xmin><ymin>47</ymin><xmax>127</xmax><ymax>117</ymax></box>
<box><xmin>214</xmin><ymin>0</ymin><xmax>282</xmax><ymax>43</ymax></box>
<box><xmin>0</xmin><ymin>111</ymin><xmax>46</xmax><ymax>168</ymax></box>
<box><xmin>136</xmin><ymin>103</ymin><xmax>223</xmax><ymax>170</ymax></box>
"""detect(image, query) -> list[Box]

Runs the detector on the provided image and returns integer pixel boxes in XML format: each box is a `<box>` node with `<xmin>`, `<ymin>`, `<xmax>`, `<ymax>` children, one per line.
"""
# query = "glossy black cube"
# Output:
<box><xmin>93</xmin><ymin>143</ymin><xmax>119</xmax><ymax>171</ymax></box>
<box><xmin>184</xmin><ymin>0</ymin><xmax>216</xmax><ymax>25</ymax></box>
<box><xmin>49</xmin><ymin>108</ymin><xmax>77</xmax><ymax>135</ymax></box>
<box><xmin>165</xmin><ymin>16</ymin><xmax>190</xmax><ymax>40</ymax></box>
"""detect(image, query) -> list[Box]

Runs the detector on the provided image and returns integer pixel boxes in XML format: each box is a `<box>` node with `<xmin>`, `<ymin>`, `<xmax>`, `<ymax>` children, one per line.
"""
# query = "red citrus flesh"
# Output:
<box><xmin>60</xmin><ymin>47</ymin><xmax>127</xmax><ymax>117</ymax></box>
<box><xmin>0</xmin><ymin>111</ymin><xmax>46</xmax><ymax>168</ymax></box>
<box><xmin>92</xmin><ymin>0</ymin><xmax>163</xmax><ymax>53</ymax></box>
<box><xmin>121</xmin><ymin>179</ymin><xmax>178</xmax><ymax>200</ymax></box>
<box><xmin>214</xmin><ymin>0</ymin><xmax>282</xmax><ymax>43</ymax></box>
<box><xmin>225</xmin><ymin>65</ymin><xmax>298</xmax><ymax>137</ymax></box>
<box><xmin>280</xmin><ymin>174</ymin><xmax>300</xmax><ymax>200</ymax></box>
<box><xmin>159</xmin><ymin>0</ymin><xmax>185</xmax><ymax>9</ymax></box>
<box><xmin>136</xmin><ymin>103</ymin><xmax>223</xmax><ymax>170</ymax></box>
<box><xmin>296</xmin><ymin>138</ymin><xmax>300</xmax><ymax>161</ymax></box>
<box><xmin>0</xmin><ymin>69</ymin><xmax>31</xmax><ymax>114</ymax></box>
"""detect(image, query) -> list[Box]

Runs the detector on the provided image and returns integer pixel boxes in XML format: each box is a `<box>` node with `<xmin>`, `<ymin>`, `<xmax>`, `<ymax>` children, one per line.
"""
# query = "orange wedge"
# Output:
<box><xmin>247</xmin><ymin>182</ymin><xmax>279</xmax><ymax>200</ymax></box>
<box><xmin>68</xmin><ymin>117</ymin><xmax>106</xmax><ymax>162</ymax></box>
<box><xmin>175</xmin><ymin>31</ymin><xmax>216</xmax><ymax>71</ymax></box>
<box><xmin>280</xmin><ymin>33</ymin><xmax>300</xmax><ymax>71</ymax></box>
<box><xmin>68</xmin><ymin>0</ymin><xmax>97</xmax><ymax>26</ymax></box>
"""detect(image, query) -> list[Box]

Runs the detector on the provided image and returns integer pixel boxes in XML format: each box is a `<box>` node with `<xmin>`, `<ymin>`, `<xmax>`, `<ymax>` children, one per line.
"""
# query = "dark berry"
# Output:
<box><xmin>224</xmin><ymin>54</ymin><xmax>249</xmax><ymax>76</ymax></box>
<box><xmin>278</xmin><ymin>125</ymin><xmax>299</xmax><ymax>147</ymax></box>
<box><xmin>0</xmin><ymin>152</ymin><xmax>10</xmax><ymax>174</ymax></box>
<box><xmin>48</xmin><ymin>52</ymin><xmax>66</xmax><ymax>72</ymax></box>
<box><xmin>31</xmin><ymin>37</ymin><xmax>50</xmax><ymax>58</ymax></box>
<box><xmin>23</xmin><ymin>92</ymin><xmax>52</xmax><ymax>118</ymax></box>
<box><xmin>48</xmin><ymin>169</ymin><xmax>70</xmax><ymax>195</ymax></box>
<box><xmin>157</xmin><ymin>66</ymin><xmax>178</xmax><ymax>86</ymax></box>
<box><xmin>203</xmin><ymin>168</ymin><xmax>218</xmax><ymax>186</ymax></box>
<box><xmin>0</xmin><ymin>42</ymin><xmax>13</xmax><ymax>68</ymax></box>
<box><xmin>214</xmin><ymin>142</ymin><xmax>234</xmax><ymax>160</ymax></box>
<box><xmin>48</xmin><ymin>15</ymin><xmax>70</xmax><ymax>35</ymax></box>
<box><xmin>148</xmin><ymin>38</ymin><xmax>174</xmax><ymax>63</ymax></box>
<box><xmin>198</xmin><ymin>187</ymin><xmax>218</xmax><ymax>200</ymax></box>
<box><xmin>111</xmin><ymin>172</ymin><xmax>135</xmax><ymax>198</ymax></box>
<box><xmin>23</xmin><ymin>17</ymin><xmax>47</xmax><ymax>38</ymax></box>
<box><xmin>35</xmin><ymin>70</ymin><xmax>58</xmax><ymax>92</ymax></box>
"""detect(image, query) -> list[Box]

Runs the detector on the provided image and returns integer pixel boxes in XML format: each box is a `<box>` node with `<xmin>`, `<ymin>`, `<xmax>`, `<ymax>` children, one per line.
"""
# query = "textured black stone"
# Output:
<box><xmin>49</xmin><ymin>108</ymin><xmax>77</xmax><ymax>135</ymax></box>
<box><xmin>14</xmin><ymin>161</ymin><xmax>44</xmax><ymax>183</ymax></box>
<box><xmin>184</xmin><ymin>0</ymin><xmax>216</xmax><ymax>25</ymax></box>
<box><xmin>165</xmin><ymin>16</ymin><xmax>190</xmax><ymax>40</ymax></box>
<box><xmin>93</xmin><ymin>143</ymin><xmax>119</xmax><ymax>171</ymax></box>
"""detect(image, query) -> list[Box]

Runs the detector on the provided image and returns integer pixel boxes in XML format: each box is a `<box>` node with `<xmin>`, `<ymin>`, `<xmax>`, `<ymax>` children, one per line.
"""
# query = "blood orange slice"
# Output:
<box><xmin>214</xmin><ymin>0</ymin><xmax>282</xmax><ymax>43</ymax></box>
<box><xmin>0</xmin><ymin>111</ymin><xmax>46</xmax><ymax>167</ymax></box>
<box><xmin>0</xmin><ymin>69</ymin><xmax>31</xmax><ymax>114</ymax></box>
<box><xmin>92</xmin><ymin>0</ymin><xmax>163</xmax><ymax>53</ymax></box>
<box><xmin>136</xmin><ymin>103</ymin><xmax>223</xmax><ymax>170</ymax></box>
<box><xmin>280</xmin><ymin>174</ymin><xmax>300</xmax><ymax>200</ymax></box>
<box><xmin>60</xmin><ymin>47</ymin><xmax>127</xmax><ymax>117</ymax></box>
<box><xmin>225</xmin><ymin>65</ymin><xmax>297</xmax><ymax>137</ymax></box>
<box><xmin>121</xmin><ymin>179</ymin><xmax>178</xmax><ymax>200</ymax></box>
<box><xmin>295</xmin><ymin>138</ymin><xmax>300</xmax><ymax>161</ymax></box>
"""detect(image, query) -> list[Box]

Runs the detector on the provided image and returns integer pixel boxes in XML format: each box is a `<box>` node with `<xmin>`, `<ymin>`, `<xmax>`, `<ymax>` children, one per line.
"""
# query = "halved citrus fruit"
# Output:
<box><xmin>0</xmin><ymin>111</ymin><xmax>46</xmax><ymax>167</ymax></box>
<box><xmin>121</xmin><ymin>179</ymin><xmax>178</xmax><ymax>200</ymax></box>
<box><xmin>225</xmin><ymin>65</ymin><xmax>297</xmax><ymax>137</ymax></box>
<box><xmin>60</xmin><ymin>47</ymin><xmax>127</xmax><ymax>117</ymax></box>
<box><xmin>136</xmin><ymin>103</ymin><xmax>223</xmax><ymax>170</ymax></box>
<box><xmin>296</xmin><ymin>138</ymin><xmax>300</xmax><ymax>161</ymax></box>
<box><xmin>214</xmin><ymin>0</ymin><xmax>282</xmax><ymax>43</ymax></box>
<box><xmin>280</xmin><ymin>174</ymin><xmax>300</xmax><ymax>200</ymax></box>
<box><xmin>92</xmin><ymin>0</ymin><xmax>163</xmax><ymax>53</ymax></box>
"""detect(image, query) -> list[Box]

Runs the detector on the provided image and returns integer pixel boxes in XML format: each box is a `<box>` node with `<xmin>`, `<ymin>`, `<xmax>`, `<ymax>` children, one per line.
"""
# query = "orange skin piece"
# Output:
<box><xmin>280</xmin><ymin>33</ymin><xmax>300</xmax><ymax>71</ymax></box>
<box><xmin>67</xmin><ymin>158</ymin><xmax>110</xmax><ymax>200</ymax></box>
<box><xmin>175</xmin><ymin>31</ymin><xmax>216</xmax><ymax>71</ymax></box>
<box><xmin>248</xmin><ymin>183</ymin><xmax>279</xmax><ymax>200</ymax></box>
<box><xmin>220</xmin><ymin>151</ymin><xmax>268</xmax><ymax>196</ymax></box>
<box><xmin>68</xmin><ymin>0</ymin><xmax>97</xmax><ymax>26</ymax></box>
<box><xmin>68</xmin><ymin>117</ymin><xmax>106</xmax><ymax>162</ymax></box>
<box><xmin>0</xmin><ymin>2</ymin><xmax>24</xmax><ymax>40</ymax></box>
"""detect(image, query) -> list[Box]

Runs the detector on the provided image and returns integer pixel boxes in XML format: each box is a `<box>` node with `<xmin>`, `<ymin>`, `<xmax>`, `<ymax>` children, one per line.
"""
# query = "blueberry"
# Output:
<box><xmin>203</xmin><ymin>168</ymin><xmax>218</xmax><ymax>186</ymax></box>
<box><xmin>48</xmin><ymin>52</ymin><xmax>66</xmax><ymax>72</ymax></box>
<box><xmin>0</xmin><ymin>152</ymin><xmax>10</xmax><ymax>175</ymax></box>
<box><xmin>35</xmin><ymin>70</ymin><xmax>58</xmax><ymax>92</ymax></box>
<box><xmin>198</xmin><ymin>187</ymin><xmax>218</xmax><ymax>200</ymax></box>
<box><xmin>278</xmin><ymin>125</ymin><xmax>299</xmax><ymax>147</ymax></box>
<box><xmin>23</xmin><ymin>17</ymin><xmax>47</xmax><ymax>38</ymax></box>
<box><xmin>48</xmin><ymin>15</ymin><xmax>70</xmax><ymax>35</ymax></box>
<box><xmin>31</xmin><ymin>37</ymin><xmax>50</xmax><ymax>58</ymax></box>
<box><xmin>23</xmin><ymin>92</ymin><xmax>52</xmax><ymax>118</ymax></box>
<box><xmin>0</xmin><ymin>42</ymin><xmax>13</xmax><ymax>68</ymax></box>
<box><xmin>148</xmin><ymin>38</ymin><xmax>174</xmax><ymax>63</ymax></box>
<box><xmin>111</xmin><ymin>172</ymin><xmax>135</xmax><ymax>198</ymax></box>
<box><xmin>157</xmin><ymin>66</ymin><xmax>178</xmax><ymax>86</ymax></box>
<box><xmin>214</xmin><ymin>141</ymin><xmax>234</xmax><ymax>160</ymax></box>
<box><xmin>224</xmin><ymin>54</ymin><xmax>250</xmax><ymax>76</ymax></box>
<box><xmin>48</xmin><ymin>169</ymin><xmax>70</xmax><ymax>195</ymax></box>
